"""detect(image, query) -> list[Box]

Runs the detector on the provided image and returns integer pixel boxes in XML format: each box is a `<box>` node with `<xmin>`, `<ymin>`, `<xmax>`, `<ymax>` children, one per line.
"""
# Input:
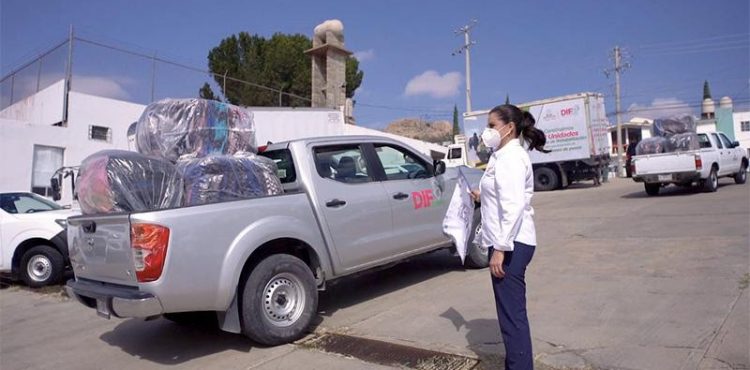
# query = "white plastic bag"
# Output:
<box><xmin>442</xmin><ymin>168</ymin><xmax>475</xmax><ymax>263</ymax></box>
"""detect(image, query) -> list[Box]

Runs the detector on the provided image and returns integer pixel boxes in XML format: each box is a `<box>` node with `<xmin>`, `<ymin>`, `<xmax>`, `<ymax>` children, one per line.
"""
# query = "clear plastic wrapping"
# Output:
<box><xmin>652</xmin><ymin>116</ymin><xmax>696</xmax><ymax>137</ymax></box>
<box><xmin>77</xmin><ymin>150</ymin><xmax>184</xmax><ymax>215</ymax></box>
<box><xmin>178</xmin><ymin>153</ymin><xmax>283</xmax><ymax>206</ymax></box>
<box><xmin>668</xmin><ymin>132</ymin><xmax>700</xmax><ymax>152</ymax></box>
<box><xmin>636</xmin><ymin>137</ymin><xmax>672</xmax><ymax>155</ymax></box>
<box><xmin>136</xmin><ymin>99</ymin><xmax>257</xmax><ymax>162</ymax></box>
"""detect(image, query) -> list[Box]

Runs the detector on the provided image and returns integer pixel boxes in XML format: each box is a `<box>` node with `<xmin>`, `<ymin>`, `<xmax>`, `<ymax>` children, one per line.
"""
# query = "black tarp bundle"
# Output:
<box><xmin>637</xmin><ymin>115</ymin><xmax>699</xmax><ymax>155</ymax></box>
<box><xmin>77</xmin><ymin>150</ymin><xmax>183</xmax><ymax>215</ymax></box>
<box><xmin>77</xmin><ymin>99</ymin><xmax>284</xmax><ymax>214</ymax></box>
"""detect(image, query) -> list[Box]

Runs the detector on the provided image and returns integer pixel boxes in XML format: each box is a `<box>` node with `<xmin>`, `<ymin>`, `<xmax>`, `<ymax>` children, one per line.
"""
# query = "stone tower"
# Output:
<box><xmin>305</xmin><ymin>20</ymin><xmax>352</xmax><ymax>110</ymax></box>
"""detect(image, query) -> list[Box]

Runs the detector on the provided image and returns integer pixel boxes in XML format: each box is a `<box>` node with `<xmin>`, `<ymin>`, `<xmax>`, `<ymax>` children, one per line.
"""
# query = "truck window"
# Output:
<box><xmin>718</xmin><ymin>133</ymin><xmax>734</xmax><ymax>148</ymax></box>
<box><xmin>314</xmin><ymin>145</ymin><xmax>372</xmax><ymax>184</ymax></box>
<box><xmin>698</xmin><ymin>134</ymin><xmax>712</xmax><ymax>149</ymax></box>
<box><xmin>711</xmin><ymin>134</ymin><xmax>724</xmax><ymax>149</ymax></box>
<box><xmin>259</xmin><ymin>149</ymin><xmax>296</xmax><ymax>184</ymax></box>
<box><xmin>448</xmin><ymin>147</ymin><xmax>462</xmax><ymax>159</ymax></box>
<box><xmin>374</xmin><ymin>144</ymin><xmax>430</xmax><ymax>181</ymax></box>
<box><xmin>0</xmin><ymin>192</ymin><xmax>62</xmax><ymax>214</ymax></box>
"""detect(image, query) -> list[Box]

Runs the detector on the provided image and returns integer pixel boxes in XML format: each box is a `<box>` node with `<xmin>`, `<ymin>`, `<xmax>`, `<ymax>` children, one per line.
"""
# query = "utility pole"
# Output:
<box><xmin>605</xmin><ymin>45</ymin><xmax>630</xmax><ymax>177</ymax></box>
<box><xmin>453</xmin><ymin>20</ymin><xmax>477</xmax><ymax>114</ymax></box>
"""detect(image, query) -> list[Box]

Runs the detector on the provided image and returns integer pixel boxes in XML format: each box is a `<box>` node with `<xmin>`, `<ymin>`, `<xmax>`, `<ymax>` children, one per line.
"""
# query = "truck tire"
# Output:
<box><xmin>735</xmin><ymin>162</ymin><xmax>747</xmax><ymax>184</ymax></box>
<box><xmin>464</xmin><ymin>210</ymin><xmax>488</xmax><ymax>269</ymax></box>
<box><xmin>20</xmin><ymin>245</ymin><xmax>64</xmax><ymax>288</ymax></box>
<box><xmin>534</xmin><ymin>167</ymin><xmax>559</xmax><ymax>192</ymax></box>
<box><xmin>240</xmin><ymin>254</ymin><xmax>317</xmax><ymax>346</ymax></box>
<box><xmin>644</xmin><ymin>183</ymin><xmax>660</xmax><ymax>196</ymax></box>
<box><xmin>703</xmin><ymin>168</ymin><xmax>718</xmax><ymax>192</ymax></box>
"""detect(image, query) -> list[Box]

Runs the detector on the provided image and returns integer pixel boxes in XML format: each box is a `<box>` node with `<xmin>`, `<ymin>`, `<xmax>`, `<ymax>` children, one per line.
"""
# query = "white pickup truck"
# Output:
<box><xmin>631</xmin><ymin>131</ymin><xmax>748</xmax><ymax>195</ymax></box>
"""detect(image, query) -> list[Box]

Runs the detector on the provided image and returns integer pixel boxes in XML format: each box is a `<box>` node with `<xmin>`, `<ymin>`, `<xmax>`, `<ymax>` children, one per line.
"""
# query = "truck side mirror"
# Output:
<box><xmin>434</xmin><ymin>160</ymin><xmax>447</xmax><ymax>176</ymax></box>
<box><xmin>733</xmin><ymin>141</ymin><xmax>740</xmax><ymax>148</ymax></box>
<box><xmin>50</xmin><ymin>178</ymin><xmax>61</xmax><ymax>201</ymax></box>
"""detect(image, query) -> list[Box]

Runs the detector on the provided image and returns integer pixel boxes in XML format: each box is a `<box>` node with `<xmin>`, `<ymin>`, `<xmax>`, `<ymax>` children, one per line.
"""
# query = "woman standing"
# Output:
<box><xmin>471</xmin><ymin>104</ymin><xmax>548</xmax><ymax>370</ymax></box>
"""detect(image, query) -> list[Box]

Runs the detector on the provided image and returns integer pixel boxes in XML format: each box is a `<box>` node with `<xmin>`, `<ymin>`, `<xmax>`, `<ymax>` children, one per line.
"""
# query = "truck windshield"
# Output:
<box><xmin>0</xmin><ymin>192</ymin><xmax>62</xmax><ymax>214</ymax></box>
<box><xmin>259</xmin><ymin>149</ymin><xmax>296</xmax><ymax>184</ymax></box>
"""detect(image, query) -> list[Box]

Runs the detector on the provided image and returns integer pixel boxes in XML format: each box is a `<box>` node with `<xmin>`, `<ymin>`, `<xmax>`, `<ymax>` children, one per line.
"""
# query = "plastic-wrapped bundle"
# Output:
<box><xmin>668</xmin><ymin>132</ymin><xmax>700</xmax><ymax>152</ymax></box>
<box><xmin>136</xmin><ymin>99</ymin><xmax>256</xmax><ymax>162</ymax></box>
<box><xmin>77</xmin><ymin>150</ymin><xmax>183</xmax><ymax>215</ymax></box>
<box><xmin>652</xmin><ymin>116</ymin><xmax>696</xmax><ymax>137</ymax></box>
<box><xmin>178</xmin><ymin>153</ymin><xmax>283</xmax><ymax>206</ymax></box>
<box><xmin>636</xmin><ymin>137</ymin><xmax>673</xmax><ymax>155</ymax></box>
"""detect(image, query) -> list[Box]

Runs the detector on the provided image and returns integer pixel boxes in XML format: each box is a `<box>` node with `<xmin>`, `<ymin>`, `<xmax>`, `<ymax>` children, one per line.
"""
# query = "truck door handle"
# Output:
<box><xmin>325</xmin><ymin>199</ymin><xmax>347</xmax><ymax>208</ymax></box>
<box><xmin>82</xmin><ymin>221</ymin><xmax>96</xmax><ymax>233</ymax></box>
<box><xmin>393</xmin><ymin>192</ymin><xmax>409</xmax><ymax>200</ymax></box>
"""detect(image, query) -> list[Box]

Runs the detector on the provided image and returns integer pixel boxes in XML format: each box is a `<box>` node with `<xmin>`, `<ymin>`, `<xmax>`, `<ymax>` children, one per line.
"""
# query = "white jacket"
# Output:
<box><xmin>479</xmin><ymin>139</ymin><xmax>537</xmax><ymax>251</ymax></box>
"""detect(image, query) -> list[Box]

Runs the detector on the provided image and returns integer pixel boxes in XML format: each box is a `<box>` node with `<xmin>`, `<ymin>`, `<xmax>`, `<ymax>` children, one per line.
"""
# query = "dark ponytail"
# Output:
<box><xmin>489</xmin><ymin>104</ymin><xmax>550</xmax><ymax>153</ymax></box>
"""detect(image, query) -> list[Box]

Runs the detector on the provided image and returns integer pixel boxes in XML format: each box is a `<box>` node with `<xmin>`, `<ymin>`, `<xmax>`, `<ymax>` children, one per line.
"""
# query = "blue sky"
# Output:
<box><xmin>2</xmin><ymin>0</ymin><xmax>748</xmax><ymax>129</ymax></box>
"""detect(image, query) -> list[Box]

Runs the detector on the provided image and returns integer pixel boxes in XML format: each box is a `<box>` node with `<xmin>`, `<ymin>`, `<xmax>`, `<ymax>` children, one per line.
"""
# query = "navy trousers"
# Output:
<box><xmin>489</xmin><ymin>242</ymin><xmax>536</xmax><ymax>370</ymax></box>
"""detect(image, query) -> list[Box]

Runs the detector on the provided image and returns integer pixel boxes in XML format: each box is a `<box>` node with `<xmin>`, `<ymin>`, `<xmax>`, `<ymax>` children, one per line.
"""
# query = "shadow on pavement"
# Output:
<box><xmin>99</xmin><ymin>318</ymin><xmax>253</xmax><ymax>365</ymax></box>
<box><xmin>440</xmin><ymin>307</ymin><xmax>505</xmax><ymax>370</ymax></box>
<box><xmin>621</xmin><ymin>182</ymin><xmax>732</xmax><ymax>199</ymax></box>
<box><xmin>316</xmin><ymin>250</ymin><xmax>466</xmax><ymax>321</ymax></box>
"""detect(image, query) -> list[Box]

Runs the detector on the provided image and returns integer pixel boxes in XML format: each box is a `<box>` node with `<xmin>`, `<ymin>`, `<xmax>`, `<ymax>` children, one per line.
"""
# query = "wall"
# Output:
<box><xmin>0</xmin><ymin>80</ymin><xmax>65</xmax><ymax>125</ymax></box>
<box><xmin>734</xmin><ymin>111</ymin><xmax>750</xmax><ymax>150</ymax></box>
<box><xmin>0</xmin><ymin>91</ymin><xmax>146</xmax><ymax>206</ymax></box>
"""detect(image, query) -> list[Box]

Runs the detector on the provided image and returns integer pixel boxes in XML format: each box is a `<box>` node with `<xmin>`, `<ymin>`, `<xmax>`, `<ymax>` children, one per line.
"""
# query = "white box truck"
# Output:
<box><xmin>453</xmin><ymin>92</ymin><xmax>611</xmax><ymax>190</ymax></box>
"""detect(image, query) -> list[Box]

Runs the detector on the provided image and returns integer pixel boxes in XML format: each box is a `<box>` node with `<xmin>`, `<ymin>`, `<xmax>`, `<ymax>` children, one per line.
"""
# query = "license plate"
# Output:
<box><xmin>658</xmin><ymin>174</ymin><xmax>672</xmax><ymax>182</ymax></box>
<box><xmin>96</xmin><ymin>298</ymin><xmax>111</xmax><ymax>319</ymax></box>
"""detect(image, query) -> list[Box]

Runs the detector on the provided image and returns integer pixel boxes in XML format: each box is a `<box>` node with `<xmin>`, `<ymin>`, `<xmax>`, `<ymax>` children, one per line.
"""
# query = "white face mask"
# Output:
<box><xmin>481</xmin><ymin>125</ymin><xmax>512</xmax><ymax>149</ymax></box>
<box><xmin>481</xmin><ymin>128</ymin><xmax>501</xmax><ymax>149</ymax></box>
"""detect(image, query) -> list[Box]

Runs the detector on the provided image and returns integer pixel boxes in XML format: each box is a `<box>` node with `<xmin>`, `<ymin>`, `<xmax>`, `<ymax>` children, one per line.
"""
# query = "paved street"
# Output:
<box><xmin>1</xmin><ymin>178</ymin><xmax>748</xmax><ymax>370</ymax></box>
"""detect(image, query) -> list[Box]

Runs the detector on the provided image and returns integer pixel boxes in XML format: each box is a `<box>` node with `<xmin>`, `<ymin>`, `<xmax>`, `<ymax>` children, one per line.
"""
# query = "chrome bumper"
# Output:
<box><xmin>65</xmin><ymin>279</ymin><xmax>163</xmax><ymax>319</ymax></box>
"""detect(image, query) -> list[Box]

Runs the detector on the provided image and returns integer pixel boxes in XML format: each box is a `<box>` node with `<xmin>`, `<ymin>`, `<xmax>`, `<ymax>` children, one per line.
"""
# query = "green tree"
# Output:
<box><xmin>201</xmin><ymin>32</ymin><xmax>363</xmax><ymax>107</ymax></box>
<box><xmin>199</xmin><ymin>82</ymin><xmax>220</xmax><ymax>101</ymax></box>
<box><xmin>452</xmin><ymin>105</ymin><xmax>460</xmax><ymax>136</ymax></box>
<box><xmin>505</xmin><ymin>94</ymin><xmax>510</xmax><ymax>105</ymax></box>
<box><xmin>703</xmin><ymin>80</ymin><xmax>712</xmax><ymax>100</ymax></box>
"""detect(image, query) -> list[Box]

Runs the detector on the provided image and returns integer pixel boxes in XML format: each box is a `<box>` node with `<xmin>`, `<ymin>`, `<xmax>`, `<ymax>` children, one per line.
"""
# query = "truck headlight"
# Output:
<box><xmin>55</xmin><ymin>219</ymin><xmax>68</xmax><ymax>228</ymax></box>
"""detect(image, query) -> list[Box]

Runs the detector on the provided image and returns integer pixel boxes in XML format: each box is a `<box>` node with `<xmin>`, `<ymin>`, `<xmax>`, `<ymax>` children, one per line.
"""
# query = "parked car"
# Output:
<box><xmin>65</xmin><ymin>135</ymin><xmax>485</xmax><ymax>346</ymax></box>
<box><xmin>0</xmin><ymin>192</ymin><xmax>78</xmax><ymax>287</ymax></box>
<box><xmin>631</xmin><ymin>131</ymin><xmax>748</xmax><ymax>195</ymax></box>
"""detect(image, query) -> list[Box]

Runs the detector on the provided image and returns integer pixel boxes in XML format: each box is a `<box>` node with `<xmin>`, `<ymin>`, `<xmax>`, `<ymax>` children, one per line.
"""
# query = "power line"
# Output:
<box><xmin>636</xmin><ymin>32</ymin><xmax>749</xmax><ymax>49</ymax></box>
<box><xmin>638</xmin><ymin>44</ymin><xmax>749</xmax><ymax>58</ymax></box>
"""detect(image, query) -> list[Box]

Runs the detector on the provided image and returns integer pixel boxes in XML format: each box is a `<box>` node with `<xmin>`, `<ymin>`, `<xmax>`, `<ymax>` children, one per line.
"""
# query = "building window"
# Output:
<box><xmin>89</xmin><ymin>125</ymin><xmax>112</xmax><ymax>142</ymax></box>
<box><xmin>741</xmin><ymin>121</ymin><xmax>750</xmax><ymax>132</ymax></box>
<box><xmin>31</xmin><ymin>145</ymin><xmax>64</xmax><ymax>197</ymax></box>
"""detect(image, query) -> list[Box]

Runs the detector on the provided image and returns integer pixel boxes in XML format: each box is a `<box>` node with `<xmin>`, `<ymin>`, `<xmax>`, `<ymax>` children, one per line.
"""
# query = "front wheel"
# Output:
<box><xmin>464</xmin><ymin>210</ymin><xmax>488</xmax><ymax>269</ymax></box>
<box><xmin>20</xmin><ymin>245</ymin><xmax>64</xmax><ymax>287</ymax></box>
<box><xmin>735</xmin><ymin>163</ymin><xmax>747</xmax><ymax>184</ymax></box>
<box><xmin>240</xmin><ymin>254</ymin><xmax>318</xmax><ymax>346</ymax></box>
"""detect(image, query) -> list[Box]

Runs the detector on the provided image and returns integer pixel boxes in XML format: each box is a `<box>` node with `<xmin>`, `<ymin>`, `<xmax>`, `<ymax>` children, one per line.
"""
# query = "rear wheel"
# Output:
<box><xmin>703</xmin><ymin>168</ymin><xmax>718</xmax><ymax>192</ymax></box>
<box><xmin>735</xmin><ymin>162</ymin><xmax>747</xmax><ymax>184</ymax></box>
<box><xmin>644</xmin><ymin>183</ymin><xmax>660</xmax><ymax>196</ymax></box>
<box><xmin>240</xmin><ymin>254</ymin><xmax>317</xmax><ymax>345</ymax></box>
<box><xmin>464</xmin><ymin>210</ymin><xmax>488</xmax><ymax>269</ymax></box>
<box><xmin>534</xmin><ymin>167</ymin><xmax>559</xmax><ymax>192</ymax></box>
<box><xmin>20</xmin><ymin>245</ymin><xmax>64</xmax><ymax>287</ymax></box>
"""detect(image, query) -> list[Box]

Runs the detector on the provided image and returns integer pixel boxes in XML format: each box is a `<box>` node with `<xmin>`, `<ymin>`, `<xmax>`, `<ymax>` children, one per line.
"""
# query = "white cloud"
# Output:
<box><xmin>73</xmin><ymin>75</ymin><xmax>132</xmax><ymax>100</ymax></box>
<box><xmin>404</xmin><ymin>70</ymin><xmax>462</xmax><ymax>99</ymax></box>
<box><xmin>626</xmin><ymin>97</ymin><xmax>694</xmax><ymax>120</ymax></box>
<box><xmin>353</xmin><ymin>49</ymin><xmax>375</xmax><ymax>62</ymax></box>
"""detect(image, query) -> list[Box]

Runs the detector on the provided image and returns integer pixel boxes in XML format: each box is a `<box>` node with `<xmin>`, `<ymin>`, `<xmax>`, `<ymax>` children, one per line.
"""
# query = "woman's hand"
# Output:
<box><xmin>490</xmin><ymin>250</ymin><xmax>505</xmax><ymax>278</ymax></box>
<box><xmin>469</xmin><ymin>189</ymin><xmax>481</xmax><ymax>202</ymax></box>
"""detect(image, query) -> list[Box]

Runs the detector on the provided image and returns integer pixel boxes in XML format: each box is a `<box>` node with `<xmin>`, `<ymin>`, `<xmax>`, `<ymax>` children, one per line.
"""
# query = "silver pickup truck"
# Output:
<box><xmin>65</xmin><ymin>135</ymin><xmax>485</xmax><ymax>345</ymax></box>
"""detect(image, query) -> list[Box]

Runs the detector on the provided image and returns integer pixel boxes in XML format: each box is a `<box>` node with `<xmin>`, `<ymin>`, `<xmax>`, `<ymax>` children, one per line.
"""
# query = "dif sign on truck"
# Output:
<box><xmin>455</xmin><ymin>92</ymin><xmax>611</xmax><ymax>190</ymax></box>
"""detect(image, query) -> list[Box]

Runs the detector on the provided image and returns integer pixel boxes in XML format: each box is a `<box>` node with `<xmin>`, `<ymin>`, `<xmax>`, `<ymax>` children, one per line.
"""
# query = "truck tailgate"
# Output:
<box><xmin>634</xmin><ymin>152</ymin><xmax>697</xmax><ymax>175</ymax></box>
<box><xmin>68</xmin><ymin>214</ymin><xmax>138</xmax><ymax>286</ymax></box>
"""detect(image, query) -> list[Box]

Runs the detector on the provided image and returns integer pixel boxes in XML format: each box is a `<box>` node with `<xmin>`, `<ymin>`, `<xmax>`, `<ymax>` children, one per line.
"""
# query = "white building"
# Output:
<box><xmin>733</xmin><ymin>110</ymin><xmax>750</xmax><ymax>149</ymax></box>
<box><xmin>1</xmin><ymin>80</ymin><xmax>144</xmax><ymax>206</ymax></box>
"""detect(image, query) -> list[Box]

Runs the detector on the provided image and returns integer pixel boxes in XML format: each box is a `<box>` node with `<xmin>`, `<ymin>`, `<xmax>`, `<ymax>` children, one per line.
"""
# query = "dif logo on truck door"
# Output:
<box><xmin>412</xmin><ymin>187</ymin><xmax>444</xmax><ymax>210</ymax></box>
